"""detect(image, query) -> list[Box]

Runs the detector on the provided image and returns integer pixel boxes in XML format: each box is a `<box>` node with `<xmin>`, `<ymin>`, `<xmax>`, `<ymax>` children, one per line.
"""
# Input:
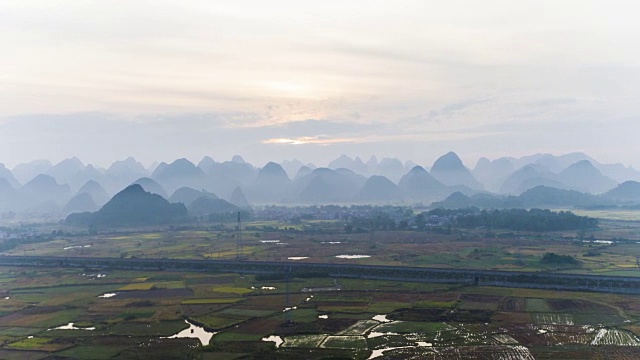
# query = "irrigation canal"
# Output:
<box><xmin>1</xmin><ymin>255</ymin><xmax>640</xmax><ymax>295</ymax></box>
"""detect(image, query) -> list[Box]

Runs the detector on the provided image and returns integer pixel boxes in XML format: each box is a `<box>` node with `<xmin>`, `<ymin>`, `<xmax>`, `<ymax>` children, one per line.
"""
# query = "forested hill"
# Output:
<box><xmin>66</xmin><ymin>184</ymin><xmax>188</xmax><ymax>227</ymax></box>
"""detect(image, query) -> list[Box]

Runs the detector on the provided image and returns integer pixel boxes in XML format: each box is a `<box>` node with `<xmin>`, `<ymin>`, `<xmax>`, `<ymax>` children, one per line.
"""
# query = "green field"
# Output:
<box><xmin>2</xmin><ymin>213</ymin><xmax>640</xmax><ymax>358</ymax></box>
<box><xmin>0</xmin><ymin>265</ymin><xmax>639</xmax><ymax>359</ymax></box>
<box><xmin>5</xmin><ymin>215</ymin><xmax>640</xmax><ymax>279</ymax></box>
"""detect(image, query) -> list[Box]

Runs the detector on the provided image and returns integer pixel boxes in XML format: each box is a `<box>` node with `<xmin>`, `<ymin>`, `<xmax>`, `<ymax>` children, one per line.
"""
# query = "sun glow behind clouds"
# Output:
<box><xmin>1</xmin><ymin>1</ymin><xmax>640</xmax><ymax>167</ymax></box>
<box><xmin>264</xmin><ymin>81</ymin><xmax>311</xmax><ymax>97</ymax></box>
<box><xmin>263</xmin><ymin>129</ymin><xmax>505</xmax><ymax>147</ymax></box>
<box><xmin>262</xmin><ymin>136</ymin><xmax>358</xmax><ymax>145</ymax></box>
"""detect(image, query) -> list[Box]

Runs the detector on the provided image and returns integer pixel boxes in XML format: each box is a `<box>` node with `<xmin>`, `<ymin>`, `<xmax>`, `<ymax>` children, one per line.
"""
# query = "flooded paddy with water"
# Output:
<box><xmin>1</xmin><ymin>265</ymin><xmax>640</xmax><ymax>359</ymax></box>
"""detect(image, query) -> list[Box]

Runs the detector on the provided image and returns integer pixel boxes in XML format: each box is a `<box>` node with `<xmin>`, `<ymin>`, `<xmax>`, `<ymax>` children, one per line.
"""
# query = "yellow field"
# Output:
<box><xmin>212</xmin><ymin>286</ymin><xmax>253</xmax><ymax>295</ymax></box>
<box><xmin>118</xmin><ymin>283</ymin><xmax>155</xmax><ymax>291</ymax></box>
<box><xmin>181</xmin><ymin>298</ymin><xmax>243</xmax><ymax>304</ymax></box>
<box><xmin>566</xmin><ymin>209</ymin><xmax>640</xmax><ymax>221</ymax></box>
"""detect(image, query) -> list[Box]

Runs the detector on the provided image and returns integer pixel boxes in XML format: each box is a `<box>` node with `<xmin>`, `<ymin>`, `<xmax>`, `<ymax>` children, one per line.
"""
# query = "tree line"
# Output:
<box><xmin>453</xmin><ymin>208</ymin><xmax>597</xmax><ymax>232</ymax></box>
<box><xmin>345</xmin><ymin>207</ymin><xmax>597</xmax><ymax>233</ymax></box>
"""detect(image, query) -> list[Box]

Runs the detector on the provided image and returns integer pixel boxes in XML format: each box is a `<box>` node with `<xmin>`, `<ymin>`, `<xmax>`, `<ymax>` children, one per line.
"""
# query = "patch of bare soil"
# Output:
<box><xmin>181</xmin><ymin>304</ymin><xmax>230</xmax><ymax>316</ymax></box>
<box><xmin>373</xmin><ymin>293</ymin><xmax>419</xmax><ymax>303</ymax></box>
<box><xmin>498</xmin><ymin>297</ymin><xmax>526</xmax><ymax>312</ymax></box>
<box><xmin>492</xmin><ymin>311</ymin><xmax>533</xmax><ymax>324</ymax></box>
<box><xmin>461</xmin><ymin>294</ymin><xmax>503</xmax><ymax>303</ymax></box>
<box><xmin>417</xmin><ymin>293</ymin><xmax>461</xmax><ymax>302</ymax></box>
<box><xmin>0</xmin><ymin>306</ymin><xmax>71</xmax><ymax>324</ymax></box>
<box><xmin>234</xmin><ymin>318</ymin><xmax>282</xmax><ymax>335</ymax></box>
<box><xmin>20</xmin><ymin>306</ymin><xmax>67</xmax><ymax>315</ymax></box>
<box><xmin>316</xmin><ymin>318</ymin><xmax>358</xmax><ymax>333</ymax></box>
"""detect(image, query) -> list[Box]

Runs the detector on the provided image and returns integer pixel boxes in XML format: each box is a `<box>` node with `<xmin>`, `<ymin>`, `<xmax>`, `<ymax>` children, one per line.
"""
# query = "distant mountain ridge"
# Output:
<box><xmin>603</xmin><ymin>181</ymin><xmax>640</xmax><ymax>203</ymax></box>
<box><xmin>0</xmin><ymin>164</ymin><xmax>20</xmax><ymax>189</ymax></box>
<box><xmin>2</xmin><ymin>151</ymin><xmax>640</xmax><ymax>220</ymax></box>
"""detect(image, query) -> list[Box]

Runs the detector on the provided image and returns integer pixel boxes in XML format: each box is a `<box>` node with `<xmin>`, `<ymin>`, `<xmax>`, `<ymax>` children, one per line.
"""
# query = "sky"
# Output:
<box><xmin>1</xmin><ymin>0</ymin><xmax>640</xmax><ymax>169</ymax></box>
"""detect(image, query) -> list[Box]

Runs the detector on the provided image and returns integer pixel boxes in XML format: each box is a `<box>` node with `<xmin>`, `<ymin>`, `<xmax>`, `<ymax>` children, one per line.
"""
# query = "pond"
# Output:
<box><xmin>367</xmin><ymin>341</ymin><xmax>433</xmax><ymax>359</ymax></box>
<box><xmin>83</xmin><ymin>273</ymin><xmax>106</xmax><ymax>278</ymax></box>
<box><xmin>48</xmin><ymin>323</ymin><xmax>95</xmax><ymax>331</ymax></box>
<box><xmin>372</xmin><ymin>314</ymin><xmax>392</xmax><ymax>323</ymax></box>
<box><xmin>64</xmin><ymin>245</ymin><xmax>92</xmax><ymax>250</ymax></box>
<box><xmin>262</xmin><ymin>335</ymin><xmax>284</xmax><ymax>348</ymax></box>
<box><xmin>165</xmin><ymin>319</ymin><xmax>216</xmax><ymax>346</ymax></box>
<box><xmin>98</xmin><ymin>293</ymin><xmax>118</xmax><ymax>298</ymax></box>
<box><xmin>335</xmin><ymin>255</ymin><xmax>370</xmax><ymax>259</ymax></box>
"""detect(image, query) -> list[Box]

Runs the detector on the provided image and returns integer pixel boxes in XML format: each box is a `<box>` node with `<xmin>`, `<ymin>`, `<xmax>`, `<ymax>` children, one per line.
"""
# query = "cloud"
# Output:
<box><xmin>1</xmin><ymin>2</ymin><xmax>640</xmax><ymax>168</ymax></box>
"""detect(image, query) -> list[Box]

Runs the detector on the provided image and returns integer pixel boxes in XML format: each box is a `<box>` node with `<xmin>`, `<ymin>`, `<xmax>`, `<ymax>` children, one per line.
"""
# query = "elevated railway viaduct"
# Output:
<box><xmin>1</xmin><ymin>255</ymin><xmax>639</xmax><ymax>295</ymax></box>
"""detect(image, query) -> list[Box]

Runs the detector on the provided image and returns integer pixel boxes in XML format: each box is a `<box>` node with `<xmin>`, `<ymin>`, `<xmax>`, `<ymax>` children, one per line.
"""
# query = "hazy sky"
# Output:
<box><xmin>1</xmin><ymin>1</ymin><xmax>640</xmax><ymax>169</ymax></box>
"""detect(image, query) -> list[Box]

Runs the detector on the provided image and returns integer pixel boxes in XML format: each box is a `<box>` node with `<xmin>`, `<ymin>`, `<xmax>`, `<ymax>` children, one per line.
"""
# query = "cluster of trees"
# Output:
<box><xmin>540</xmin><ymin>252</ymin><xmax>580</xmax><ymax>266</ymax></box>
<box><xmin>206</xmin><ymin>210</ymin><xmax>251</xmax><ymax>223</ymax></box>
<box><xmin>347</xmin><ymin>211</ymin><xmax>408</xmax><ymax>233</ymax></box>
<box><xmin>0</xmin><ymin>235</ymin><xmax>51</xmax><ymax>253</ymax></box>
<box><xmin>454</xmin><ymin>208</ymin><xmax>597</xmax><ymax>232</ymax></box>
<box><xmin>343</xmin><ymin>207</ymin><xmax>597</xmax><ymax>234</ymax></box>
<box><xmin>344</xmin><ymin>207</ymin><xmax>414</xmax><ymax>233</ymax></box>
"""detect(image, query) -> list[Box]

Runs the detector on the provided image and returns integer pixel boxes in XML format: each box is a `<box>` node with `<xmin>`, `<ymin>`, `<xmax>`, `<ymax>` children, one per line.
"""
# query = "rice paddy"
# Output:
<box><xmin>2</xmin><ymin>214</ymin><xmax>640</xmax><ymax>358</ymax></box>
<box><xmin>0</xmin><ymin>264</ymin><xmax>639</xmax><ymax>359</ymax></box>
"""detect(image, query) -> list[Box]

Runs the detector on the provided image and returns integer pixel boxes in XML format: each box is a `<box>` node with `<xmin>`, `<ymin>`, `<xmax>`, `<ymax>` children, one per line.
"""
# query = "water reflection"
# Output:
<box><xmin>165</xmin><ymin>319</ymin><xmax>216</xmax><ymax>346</ymax></box>
<box><xmin>262</xmin><ymin>335</ymin><xmax>284</xmax><ymax>348</ymax></box>
<box><xmin>372</xmin><ymin>314</ymin><xmax>392</xmax><ymax>323</ymax></box>
<box><xmin>48</xmin><ymin>322</ymin><xmax>95</xmax><ymax>331</ymax></box>
<box><xmin>98</xmin><ymin>293</ymin><xmax>118</xmax><ymax>298</ymax></box>
<box><xmin>368</xmin><ymin>331</ymin><xmax>398</xmax><ymax>338</ymax></box>
<box><xmin>335</xmin><ymin>255</ymin><xmax>370</xmax><ymax>259</ymax></box>
<box><xmin>368</xmin><ymin>341</ymin><xmax>433</xmax><ymax>359</ymax></box>
<box><xmin>64</xmin><ymin>245</ymin><xmax>92</xmax><ymax>250</ymax></box>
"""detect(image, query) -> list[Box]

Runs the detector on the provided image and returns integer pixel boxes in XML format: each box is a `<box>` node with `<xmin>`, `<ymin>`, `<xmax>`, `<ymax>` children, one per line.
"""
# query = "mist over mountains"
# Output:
<box><xmin>1</xmin><ymin>151</ymin><xmax>640</xmax><ymax>221</ymax></box>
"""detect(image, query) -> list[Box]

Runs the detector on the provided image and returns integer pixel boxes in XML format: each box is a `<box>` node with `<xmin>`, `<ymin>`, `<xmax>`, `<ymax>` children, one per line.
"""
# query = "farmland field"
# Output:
<box><xmin>4</xmin><ymin>215</ymin><xmax>640</xmax><ymax>278</ymax></box>
<box><xmin>2</xmin><ymin>215</ymin><xmax>640</xmax><ymax>358</ymax></box>
<box><xmin>1</xmin><ymin>265</ymin><xmax>640</xmax><ymax>359</ymax></box>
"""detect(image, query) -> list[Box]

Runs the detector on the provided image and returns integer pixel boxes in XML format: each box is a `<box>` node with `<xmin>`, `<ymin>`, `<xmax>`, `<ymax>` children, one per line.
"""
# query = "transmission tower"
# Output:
<box><xmin>236</xmin><ymin>212</ymin><xmax>243</xmax><ymax>260</ymax></box>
